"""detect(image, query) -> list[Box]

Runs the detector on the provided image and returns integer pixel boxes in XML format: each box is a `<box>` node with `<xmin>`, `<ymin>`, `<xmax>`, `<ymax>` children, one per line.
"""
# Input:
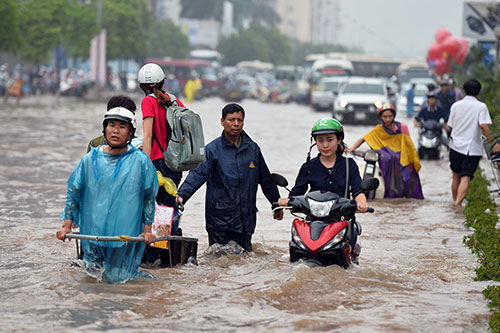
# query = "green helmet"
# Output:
<box><xmin>311</xmin><ymin>118</ymin><xmax>344</xmax><ymax>139</ymax></box>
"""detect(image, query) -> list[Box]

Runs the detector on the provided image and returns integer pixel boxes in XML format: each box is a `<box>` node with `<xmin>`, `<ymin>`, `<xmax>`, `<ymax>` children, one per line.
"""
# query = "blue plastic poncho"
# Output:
<box><xmin>61</xmin><ymin>146</ymin><xmax>158</xmax><ymax>283</ymax></box>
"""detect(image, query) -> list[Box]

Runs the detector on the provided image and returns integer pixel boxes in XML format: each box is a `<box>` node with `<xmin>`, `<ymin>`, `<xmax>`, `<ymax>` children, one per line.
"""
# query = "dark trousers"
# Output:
<box><xmin>207</xmin><ymin>229</ymin><xmax>253</xmax><ymax>252</ymax></box>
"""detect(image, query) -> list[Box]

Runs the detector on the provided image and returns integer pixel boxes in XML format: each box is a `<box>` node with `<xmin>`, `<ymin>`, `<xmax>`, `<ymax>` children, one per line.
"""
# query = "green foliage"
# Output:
<box><xmin>181</xmin><ymin>0</ymin><xmax>224</xmax><ymax>20</ymax></box>
<box><xmin>463</xmin><ymin>169</ymin><xmax>500</xmax><ymax>331</ymax></box>
<box><xmin>457</xmin><ymin>44</ymin><xmax>500</xmax><ymax>144</ymax></box>
<box><xmin>61</xmin><ymin>1</ymin><xmax>98</xmax><ymax>59</ymax></box>
<box><xmin>483</xmin><ymin>286</ymin><xmax>500</xmax><ymax>333</ymax></box>
<box><xmin>18</xmin><ymin>0</ymin><xmax>64</xmax><ymax>64</ymax></box>
<box><xmin>217</xmin><ymin>24</ymin><xmax>290</xmax><ymax>65</ymax></box>
<box><xmin>0</xmin><ymin>0</ymin><xmax>21</xmax><ymax>53</ymax></box>
<box><xmin>103</xmin><ymin>0</ymin><xmax>148</xmax><ymax>61</ymax></box>
<box><xmin>146</xmin><ymin>21</ymin><xmax>190</xmax><ymax>59</ymax></box>
<box><xmin>181</xmin><ymin>0</ymin><xmax>280</xmax><ymax>28</ymax></box>
<box><xmin>463</xmin><ymin>169</ymin><xmax>500</xmax><ymax>281</ymax></box>
<box><xmin>230</xmin><ymin>0</ymin><xmax>280</xmax><ymax>29</ymax></box>
<box><xmin>13</xmin><ymin>0</ymin><xmax>98</xmax><ymax>63</ymax></box>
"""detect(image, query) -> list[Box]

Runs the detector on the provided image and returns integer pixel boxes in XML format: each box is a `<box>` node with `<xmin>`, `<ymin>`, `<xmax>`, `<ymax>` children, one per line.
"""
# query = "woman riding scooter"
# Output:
<box><xmin>347</xmin><ymin>104</ymin><xmax>424</xmax><ymax>199</ymax></box>
<box><xmin>278</xmin><ymin>118</ymin><xmax>368</xmax><ymax>257</ymax></box>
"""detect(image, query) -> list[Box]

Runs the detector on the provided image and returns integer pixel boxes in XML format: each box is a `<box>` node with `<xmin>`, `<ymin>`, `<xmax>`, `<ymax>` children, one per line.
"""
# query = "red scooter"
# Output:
<box><xmin>271</xmin><ymin>174</ymin><xmax>378</xmax><ymax>268</ymax></box>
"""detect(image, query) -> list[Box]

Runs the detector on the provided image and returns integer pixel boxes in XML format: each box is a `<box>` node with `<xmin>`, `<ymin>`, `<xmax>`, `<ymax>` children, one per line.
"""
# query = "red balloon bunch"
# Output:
<box><xmin>426</xmin><ymin>28</ymin><xmax>469</xmax><ymax>76</ymax></box>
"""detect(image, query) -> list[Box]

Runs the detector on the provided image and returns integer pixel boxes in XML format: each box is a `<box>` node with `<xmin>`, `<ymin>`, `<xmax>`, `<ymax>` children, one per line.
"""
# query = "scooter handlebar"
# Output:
<box><xmin>350</xmin><ymin>150</ymin><xmax>365</xmax><ymax>158</ymax></box>
<box><xmin>367</xmin><ymin>207</ymin><xmax>375</xmax><ymax>213</ymax></box>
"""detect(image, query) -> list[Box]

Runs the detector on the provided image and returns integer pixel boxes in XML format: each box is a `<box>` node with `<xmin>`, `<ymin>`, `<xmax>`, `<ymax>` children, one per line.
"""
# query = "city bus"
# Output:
<box><xmin>328</xmin><ymin>52</ymin><xmax>402</xmax><ymax>78</ymax></box>
<box><xmin>147</xmin><ymin>58</ymin><xmax>221</xmax><ymax>96</ymax></box>
<box><xmin>396</xmin><ymin>60</ymin><xmax>432</xmax><ymax>84</ymax></box>
<box><xmin>310</xmin><ymin>58</ymin><xmax>354</xmax><ymax>86</ymax></box>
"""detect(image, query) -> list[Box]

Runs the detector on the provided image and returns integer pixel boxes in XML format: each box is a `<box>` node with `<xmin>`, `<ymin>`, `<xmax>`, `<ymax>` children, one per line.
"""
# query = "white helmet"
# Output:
<box><xmin>103</xmin><ymin>107</ymin><xmax>136</xmax><ymax>130</ymax></box>
<box><xmin>137</xmin><ymin>63</ymin><xmax>165</xmax><ymax>84</ymax></box>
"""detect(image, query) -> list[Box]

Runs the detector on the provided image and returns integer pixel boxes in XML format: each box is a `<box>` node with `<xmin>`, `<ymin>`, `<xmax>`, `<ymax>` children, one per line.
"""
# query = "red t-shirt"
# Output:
<box><xmin>142</xmin><ymin>95</ymin><xmax>185</xmax><ymax>161</ymax></box>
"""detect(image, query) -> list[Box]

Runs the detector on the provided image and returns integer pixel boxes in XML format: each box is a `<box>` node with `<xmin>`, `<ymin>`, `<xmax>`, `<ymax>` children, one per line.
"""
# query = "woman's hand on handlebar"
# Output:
<box><xmin>278</xmin><ymin>197</ymin><xmax>289</xmax><ymax>207</ymax></box>
<box><xmin>356</xmin><ymin>201</ymin><xmax>368</xmax><ymax>213</ymax></box>
<box><xmin>354</xmin><ymin>193</ymin><xmax>368</xmax><ymax>213</ymax></box>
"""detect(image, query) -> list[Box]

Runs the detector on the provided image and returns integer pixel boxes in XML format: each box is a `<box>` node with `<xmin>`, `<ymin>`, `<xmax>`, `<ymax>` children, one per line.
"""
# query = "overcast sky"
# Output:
<box><xmin>337</xmin><ymin>0</ymin><xmax>469</xmax><ymax>59</ymax></box>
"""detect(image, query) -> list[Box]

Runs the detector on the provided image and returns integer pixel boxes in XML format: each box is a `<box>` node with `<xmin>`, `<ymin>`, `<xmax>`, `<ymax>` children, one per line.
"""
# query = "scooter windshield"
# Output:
<box><xmin>306</xmin><ymin>190</ymin><xmax>340</xmax><ymax>202</ymax></box>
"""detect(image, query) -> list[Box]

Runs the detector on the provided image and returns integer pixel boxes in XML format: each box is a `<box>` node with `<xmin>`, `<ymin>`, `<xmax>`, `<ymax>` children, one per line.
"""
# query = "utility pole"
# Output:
<box><xmin>95</xmin><ymin>0</ymin><xmax>102</xmax><ymax>98</ymax></box>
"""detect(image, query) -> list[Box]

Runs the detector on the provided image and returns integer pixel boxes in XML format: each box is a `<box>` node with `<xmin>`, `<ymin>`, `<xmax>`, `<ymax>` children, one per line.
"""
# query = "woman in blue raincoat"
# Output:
<box><xmin>56</xmin><ymin>106</ymin><xmax>158</xmax><ymax>283</ymax></box>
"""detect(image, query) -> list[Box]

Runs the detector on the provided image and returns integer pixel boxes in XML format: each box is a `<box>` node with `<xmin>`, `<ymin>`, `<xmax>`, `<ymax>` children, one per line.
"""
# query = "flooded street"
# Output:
<box><xmin>0</xmin><ymin>96</ymin><xmax>493</xmax><ymax>332</ymax></box>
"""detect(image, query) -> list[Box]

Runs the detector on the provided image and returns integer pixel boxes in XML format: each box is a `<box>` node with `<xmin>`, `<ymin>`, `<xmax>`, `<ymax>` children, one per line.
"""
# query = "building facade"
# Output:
<box><xmin>274</xmin><ymin>0</ymin><xmax>340</xmax><ymax>45</ymax></box>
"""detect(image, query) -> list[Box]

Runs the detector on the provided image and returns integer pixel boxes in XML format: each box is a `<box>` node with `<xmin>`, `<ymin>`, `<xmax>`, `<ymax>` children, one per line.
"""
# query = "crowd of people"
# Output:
<box><xmin>54</xmin><ymin>61</ymin><xmax>499</xmax><ymax>284</ymax></box>
<box><xmin>0</xmin><ymin>64</ymin><xmax>94</xmax><ymax>100</ymax></box>
<box><xmin>56</xmin><ymin>63</ymin><xmax>284</xmax><ymax>283</ymax></box>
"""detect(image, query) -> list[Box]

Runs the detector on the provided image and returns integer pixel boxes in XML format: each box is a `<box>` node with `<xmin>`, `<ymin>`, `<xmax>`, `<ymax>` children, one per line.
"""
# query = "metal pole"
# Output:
<box><xmin>65</xmin><ymin>233</ymin><xmax>198</xmax><ymax>243</ymax></box>
<box><xmin>496</xmin><ymin>39</ymin><xmax>500</xmax><ymax>78</ymax></box>
<box><xmin>95</xmin><ymin>0</ymin><xmax>102</xmax><ymax>98</ymax></box>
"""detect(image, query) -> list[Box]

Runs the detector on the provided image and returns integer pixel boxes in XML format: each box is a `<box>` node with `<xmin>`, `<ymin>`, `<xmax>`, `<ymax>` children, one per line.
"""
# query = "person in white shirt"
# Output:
<box><xmin>446</xmin><ymin>79</ymin><xmax>500</xmax><ymax>207</ymax></box>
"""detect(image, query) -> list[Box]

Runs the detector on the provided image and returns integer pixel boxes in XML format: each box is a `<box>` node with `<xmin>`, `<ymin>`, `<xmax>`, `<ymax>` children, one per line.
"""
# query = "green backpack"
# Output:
<box><xmin>152</xmin><ymin>93</ymin><xmax>206</xmax><ymax>172</ymax></box>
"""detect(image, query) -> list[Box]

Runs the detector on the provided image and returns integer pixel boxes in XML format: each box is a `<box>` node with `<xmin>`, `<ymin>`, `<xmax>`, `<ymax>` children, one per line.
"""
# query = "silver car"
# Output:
<box><xmin>333</xmin><ymin>76</ymin><xmax>390</xmax><ymax>124</ymax></box>
<box><xmin>311</xmin><ymin>77</ymin><xmax>346</xmax><ymax>111</ymax></box>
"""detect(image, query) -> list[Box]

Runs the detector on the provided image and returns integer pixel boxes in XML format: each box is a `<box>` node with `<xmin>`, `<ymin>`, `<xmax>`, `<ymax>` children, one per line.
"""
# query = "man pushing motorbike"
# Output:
<box><xmin>176</xmin><ymin>103</ymin><xmax>283</xmax><ymax>252</ymax></box>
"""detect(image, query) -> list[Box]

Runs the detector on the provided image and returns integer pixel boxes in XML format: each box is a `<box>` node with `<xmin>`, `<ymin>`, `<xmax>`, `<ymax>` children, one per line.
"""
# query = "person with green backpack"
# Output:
<box><xmin>137</xmin><ymin>63</ymin><xmax>186</xmax><ymax>233</ymax></box>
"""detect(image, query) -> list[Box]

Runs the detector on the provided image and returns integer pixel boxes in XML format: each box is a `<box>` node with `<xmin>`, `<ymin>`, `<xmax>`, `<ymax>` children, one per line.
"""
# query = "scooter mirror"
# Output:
<box><xmin>270</xmin><ymin>173</ymin><xmax>289</xmax><ymax>187</ymax></box>
<box><xmin>364</xmin><ymin>150</ymin><xmax>379</xmax><ymax>162</ymax></box>
<box><xmin>360</xmin><ymin>177</ymin><xmax>379</xmax><ymax>192</ymax></box>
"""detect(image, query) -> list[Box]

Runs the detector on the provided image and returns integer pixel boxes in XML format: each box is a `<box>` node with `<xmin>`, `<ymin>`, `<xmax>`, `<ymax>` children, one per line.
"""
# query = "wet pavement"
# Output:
<box><xmin>0</xmin><ymin>95</ymin><xmax>493</xmax><ymax>331</ymax></box>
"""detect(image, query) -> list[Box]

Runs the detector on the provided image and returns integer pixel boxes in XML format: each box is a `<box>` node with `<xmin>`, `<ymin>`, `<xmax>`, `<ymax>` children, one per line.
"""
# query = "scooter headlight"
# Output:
<box><xmin>340</xmin><ymin>99</ymin><xmax>349</xmax><ymax>108</ymax></box>
<box><xmin>321</xmin><ymin>227</ymin><xmax>347</xmax><ymax>251</ymax></box>
<box><xmin>420</xmin><ymin>136</ymin><xmax>439</xmax><ymax>148</ymax></box>
<box><xmin>308</xmin><ymin>199</ymin><xmax>334</xmax><ymax>218</ymax></box>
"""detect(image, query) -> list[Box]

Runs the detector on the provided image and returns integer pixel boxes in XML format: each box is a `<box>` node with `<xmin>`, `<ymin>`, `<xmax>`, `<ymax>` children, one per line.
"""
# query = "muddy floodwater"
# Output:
<box><xmin>0</xmin><ymin>96</ymin><xmax>494</xmax><ymax>331</ymax></box>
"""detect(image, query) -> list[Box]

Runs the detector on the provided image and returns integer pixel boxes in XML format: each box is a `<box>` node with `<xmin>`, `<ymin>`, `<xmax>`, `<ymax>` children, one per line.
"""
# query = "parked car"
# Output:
<box><xmin>310</xmin><ymin>77</ymin><xmax>346</xmax><ymax>111</ymax></box>
<box><xmin>333</xmin><ymin>76</ymin><xmax>390</xmax><ymax>124</ymax></box>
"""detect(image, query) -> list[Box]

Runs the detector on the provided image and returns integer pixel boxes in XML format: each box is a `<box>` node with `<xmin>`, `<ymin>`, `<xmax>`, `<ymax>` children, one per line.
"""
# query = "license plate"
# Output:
<box><xmin>355</xmin><ymin>112</ymin><xmax>366</xmax><ymax>120</ymax></box>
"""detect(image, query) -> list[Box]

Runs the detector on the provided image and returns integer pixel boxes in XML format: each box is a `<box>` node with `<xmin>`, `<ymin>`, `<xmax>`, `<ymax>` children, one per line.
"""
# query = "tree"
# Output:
<box><xmin>180</xmin><ymin>0</ymin><xmax>223</xmax><ymax>20</ymax></box>
<box><xmin>230</xmin><ymin>0</ymin><xmax>280</xmax><ymax>29</ymax></box>
<box><xmin>217</xmin><ymin>24</ymin><xmax>290</xmax><ymax>65</ymax></box>
<box><xmin>146</xmin><ymin>21</ymin><xmax>190</xmax><ymax>59</ymax></box>
<box><xmin>103</xmin><ymin>0</ymin><xmax>148</xmax><ymax>61</ymax></box>
<box><xmin>248</xmin><ymin>24</ymin><xmax>290</xmax><ymax>65</ymax></box>
<box><xmin>61</xmin><ymin>1</ymin><xmax>98</xmax><ymax>60</ymax></box>
<box><xmin>181</xmin><ymin>0</ymin><xmax>279</xmax><ymax>28</ymax></box>
<box><xmin>18</xmin><ymin>0</ymin><xmax>64</xmax><ymax>64</ymax></box>
<box><xmin>0</xmin><ymin>0</ymin><xmax>21</xmax><ymax>53</ymax></box>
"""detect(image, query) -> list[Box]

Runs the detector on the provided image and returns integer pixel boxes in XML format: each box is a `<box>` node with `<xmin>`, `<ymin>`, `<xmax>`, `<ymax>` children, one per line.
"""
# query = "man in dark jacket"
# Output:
<box><xmin>176</xmin><ymin>103</ymin><xmax>283</xmax><ymax>251</ymax></box>
<box><xmin>436</xmin><ymin>81</ymin><xmax>455</xmax><ymax>119</ymax></box>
